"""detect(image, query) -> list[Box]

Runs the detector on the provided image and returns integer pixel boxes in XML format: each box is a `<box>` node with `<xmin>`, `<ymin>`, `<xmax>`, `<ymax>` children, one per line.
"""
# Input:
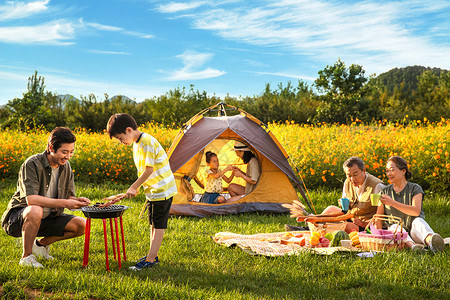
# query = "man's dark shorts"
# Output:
<box><xmin>3</xmin><ymin>207</ymin><xmax>76</xmax><ymax>238</ymax></box>
<box><xmin>147</xmin><ymin>197</ymin><xmax>172</xmax><ymax>229</ymax></box>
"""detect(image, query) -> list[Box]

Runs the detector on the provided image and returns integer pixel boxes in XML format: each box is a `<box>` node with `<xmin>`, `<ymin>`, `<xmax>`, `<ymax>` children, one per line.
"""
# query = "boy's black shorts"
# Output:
<box><xmin>3</xmin><ymin>207</ymin><xmax>75</xmax><ymax>238</ymax></box>
<box><xmin>147</xmin><ymin>197</ymin><xmax>172</xmax><ymax>229</ymax></box>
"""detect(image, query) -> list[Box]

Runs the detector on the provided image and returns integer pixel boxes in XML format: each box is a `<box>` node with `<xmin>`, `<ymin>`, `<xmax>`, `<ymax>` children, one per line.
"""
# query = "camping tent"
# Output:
<box><xmin>167</xmin><ymin>103</ymin><xmax>311</xmax><ymax>217</ymax></box>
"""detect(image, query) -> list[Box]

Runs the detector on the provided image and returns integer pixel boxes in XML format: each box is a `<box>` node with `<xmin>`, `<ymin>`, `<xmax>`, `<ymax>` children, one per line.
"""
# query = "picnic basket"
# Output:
<box><xmin>358</xmin><ymin>214</ymin><xmax>407</xmax><ymax>251</ymax></box>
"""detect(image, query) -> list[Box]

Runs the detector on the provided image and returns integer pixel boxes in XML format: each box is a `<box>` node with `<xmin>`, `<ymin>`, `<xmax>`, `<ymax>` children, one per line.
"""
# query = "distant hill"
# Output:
<box><xmin>374</xmin><ymin>65</ymin><xmax>448</xmax><ymax>93</ymax></box>
<box><xmin>108</xmin><ymin>95</ymin><xmax>133</xmax><ymax>102</ymax></box>
<box><xmin>57</xmin><ymin>94</ymin><xmax>80</xmax><ymax>102</ymax></box>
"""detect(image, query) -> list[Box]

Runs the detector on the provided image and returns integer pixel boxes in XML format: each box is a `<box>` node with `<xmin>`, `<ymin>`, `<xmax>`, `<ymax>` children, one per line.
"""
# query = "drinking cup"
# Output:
<box><xmin>370</xmin><ymin>194</ymin><xmax>381</xmax><ymax>206</ymax></box>
<box><xmin>340</xmin><ymin>198</ymin><xmax>350</xmax><ymax>211</ymax></box>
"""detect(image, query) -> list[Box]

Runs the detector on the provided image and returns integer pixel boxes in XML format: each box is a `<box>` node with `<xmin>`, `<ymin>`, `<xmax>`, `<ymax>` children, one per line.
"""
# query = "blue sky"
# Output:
<box><xmin>0</xmin><ymin>0</ymin><xmax>449</xmax><ymax>106</ymax></box>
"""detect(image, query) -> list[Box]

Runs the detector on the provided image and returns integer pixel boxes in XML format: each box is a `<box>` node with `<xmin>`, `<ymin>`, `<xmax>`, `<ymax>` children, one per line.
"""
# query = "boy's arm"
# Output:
<box><xmin>126</xmin><ymin>166</ymin><xmax>154</xmax><ymax>198</ymax></box>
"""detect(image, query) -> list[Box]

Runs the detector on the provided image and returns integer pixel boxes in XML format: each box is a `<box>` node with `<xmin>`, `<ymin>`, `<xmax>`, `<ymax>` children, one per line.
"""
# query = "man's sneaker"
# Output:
<box><xmin>19</xmin><ymin>254</ymin><xmax>43</xmax><ymax>268</ymax></box>
<box><xmin>429</xmin><ymin>233</ymin><xmax>445</xmax><ymax>253</ymax></box>
<box><xmin>139</xmin><ymin>255</ymin><xmax>159</xmax><ymax>264</ymax></box>
<box><xmin>32</xmin><ymin>240</ymin><xmax>55</xmax><ymax>260</ymax></box>
<box><xmin>284</xmin><ymin>224</ymin><xmax>309</xmax><ymax>231</ymax></box>
<box><xmin>411</xmin><ymin>244</ymin><xmax>426</xmax><ymax>253</ymax></box>
<box><xmin>129</xmin><ymin>259</ymin><xmax>157</xmax><ymax>271</ymax></box>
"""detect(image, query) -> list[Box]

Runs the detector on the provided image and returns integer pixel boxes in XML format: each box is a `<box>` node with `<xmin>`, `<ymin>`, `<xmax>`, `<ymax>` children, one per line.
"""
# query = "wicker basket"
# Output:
<box><xmin>358</xmin><ymin>214</ymin><xmax>407</xmax><ymax>251</ymax></box>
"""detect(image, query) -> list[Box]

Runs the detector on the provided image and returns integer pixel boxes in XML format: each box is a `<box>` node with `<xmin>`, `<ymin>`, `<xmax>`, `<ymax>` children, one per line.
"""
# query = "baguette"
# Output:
<box><xmin>304</xmin><ymin>213</ymin><xmax>354</xmax><ymax>223</ymax></box>
<box><xmin>99</xmin><ymin>193</ymin><xmax>126</xmax><ymax>208</ymax></box>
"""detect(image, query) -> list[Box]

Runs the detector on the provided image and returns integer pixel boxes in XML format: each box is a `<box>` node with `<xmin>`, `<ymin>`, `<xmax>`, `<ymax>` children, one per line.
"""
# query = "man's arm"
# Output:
<box><xmin>126</xmin><ymin>166</ymin><xmax>154</xmax><ymax>198</ymax></box>
<box><xmin>26</xmin><ymin>195</ymin><xmax>90</xmax><ymax>209</ymax></box>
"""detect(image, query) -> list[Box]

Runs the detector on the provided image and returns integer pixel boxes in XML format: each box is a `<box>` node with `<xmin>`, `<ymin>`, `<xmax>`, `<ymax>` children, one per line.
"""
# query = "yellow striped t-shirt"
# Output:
<box><xmin>133</xmin><ymin>133</ymin><xmax>177</xmax><ymax>201</ymax></box>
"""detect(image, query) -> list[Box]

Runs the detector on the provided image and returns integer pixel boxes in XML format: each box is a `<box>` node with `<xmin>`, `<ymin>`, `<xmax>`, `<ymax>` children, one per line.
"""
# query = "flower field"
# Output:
<box><xmin>271</xmin><ymin>118</ymin><xmax>449</xmax><ymax>192</ymax></box>
<box><xmin>0</xmin><ymin>119</ymin><xmax>448</xmax><ymax>192</ymax></box>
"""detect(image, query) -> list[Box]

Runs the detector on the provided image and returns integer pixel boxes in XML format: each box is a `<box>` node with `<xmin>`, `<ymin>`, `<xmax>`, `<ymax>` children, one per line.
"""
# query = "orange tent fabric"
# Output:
<box><xmin>168</xmin><ymin>103</ymin><xmax>311</xmax><ymax>217</ymax></box>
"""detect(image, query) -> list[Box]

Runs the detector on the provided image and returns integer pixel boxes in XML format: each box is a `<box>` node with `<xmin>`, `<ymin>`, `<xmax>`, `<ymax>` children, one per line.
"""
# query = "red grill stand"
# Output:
<box><xmin>82</xmin><ymin>216</ymin><xmax>126</xmax><ymax>271</ymax></box>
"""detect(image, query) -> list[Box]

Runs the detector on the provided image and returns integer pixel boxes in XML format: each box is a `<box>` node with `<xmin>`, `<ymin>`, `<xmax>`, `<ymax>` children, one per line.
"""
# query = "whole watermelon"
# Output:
<box><xmin>331</xmin><ymin>230</ymin><xmax>350</xmax><ymax>247</ymax></box>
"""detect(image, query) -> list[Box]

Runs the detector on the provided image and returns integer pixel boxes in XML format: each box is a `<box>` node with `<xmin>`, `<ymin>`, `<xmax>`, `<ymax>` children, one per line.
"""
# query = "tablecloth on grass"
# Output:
<box><xmin>212</xmin><ymin>231</ymin><xmax>361</xmax><ymax>256</ymax></box>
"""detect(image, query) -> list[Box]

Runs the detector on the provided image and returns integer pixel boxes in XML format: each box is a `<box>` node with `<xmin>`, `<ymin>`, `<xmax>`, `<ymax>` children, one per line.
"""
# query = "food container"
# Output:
<box><xmin>81</xmin><ymin>205</ymin><xmax>129</xmax><ymax>219</ymax></box>
<box><xmin>307</xmin><ymin>221</ymin><xmax>346</xmax><ymax>234</ymax></box>
<box><xmin>358</xmin><ymin>214</ymin><xmax>407</xmax><ymax>251</ymax></box>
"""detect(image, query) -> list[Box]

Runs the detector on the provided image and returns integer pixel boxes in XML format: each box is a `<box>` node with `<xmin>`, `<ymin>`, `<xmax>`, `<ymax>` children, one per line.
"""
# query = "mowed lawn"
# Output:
<box><xmin>0</xmin><ymin>181</ymin><xmax>449</xmax><ymax>299</ymax></box>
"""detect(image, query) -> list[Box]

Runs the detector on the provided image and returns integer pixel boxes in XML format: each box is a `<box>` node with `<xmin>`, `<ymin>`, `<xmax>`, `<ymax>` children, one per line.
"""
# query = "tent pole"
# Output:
<box><xmin>289</xmin><ymin>160</ymin><xmax>317</xmax><ymax>214</ymax></box>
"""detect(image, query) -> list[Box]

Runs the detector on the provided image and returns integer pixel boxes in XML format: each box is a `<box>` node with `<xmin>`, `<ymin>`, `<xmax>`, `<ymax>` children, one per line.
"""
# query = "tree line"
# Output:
<box><xmin>0</xmin><ymin>59</ymin><xmax>448</xmax><ymax>131</ymax></box>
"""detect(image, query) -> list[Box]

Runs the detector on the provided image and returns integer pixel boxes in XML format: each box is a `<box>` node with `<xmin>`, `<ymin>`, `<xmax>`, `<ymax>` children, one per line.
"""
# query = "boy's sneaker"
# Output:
<box><xmin>139</xmin><ymin>255</ymin><xmax>159</xmax><ymax>264</ymax></box>
<box><xmin>19</xmin><ymin>254</ymin><xmax>43</xmax><ymax>268</ymax></box>
<box><xmin>32</xmin><ymin>240</ymin><xmax>55</xmax><ymax>260</ymax></box>
<box><xmin>429</xmin><ymin>233</ymin><xmax>445</xmax><ymax>253</ymax></box>
<box><xmin>129</xmin><ymin>259</ymin><xmax>157</xmax><ymax>271</ymax></box>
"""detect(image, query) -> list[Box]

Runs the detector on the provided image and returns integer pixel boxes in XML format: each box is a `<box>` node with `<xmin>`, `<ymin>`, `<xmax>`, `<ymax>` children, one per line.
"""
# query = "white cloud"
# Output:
<box><xmin>87</xmin><ymin>50</ymin><xmax>131</xmax><ymax>55</ymax></box>
<box><xmin>250</xmin><ymin>71</ymin><xmax>316</xmax><ymax>81</ymax></box>
<box><xmin>163</xmin><ymin>0</ymin><xmax>450</xmax><ymax>74</ymax></box>
<box><xmin>165</xmin><ymin>50</ymin><xmax>226</xmax><ymax>81</ymax></box>
<box><xmin>0</xmin><ymin>0</ymin><xmax>49</xmax><ymax>21</ymax></box>
<box><xmin>168</xmin><ymin>68</ymin><xmax>226</xmax><ymax>80</ymax></box>
<box><xmin>85</xmin><ymin>21</ymin><xmax>154</xmax><ymax>39</ymax></box>
<box><xmin>0</xmin><ymin>20</ymin><xmax>75</xmax><ymax>45</ymax></box>
<box><xmin>176</xmin><ymin>51</ymin><xmax>214</xmax><ymax>69</ymax></box>
<box><xmin>85</xmin><ymin>22</ymin><xmax>122</xmax><ymax>32</ymax></box>
<box><xmin>157</xmin><ymin>1</ymin><xmax>206</xmax><ymax>13</ymax></box>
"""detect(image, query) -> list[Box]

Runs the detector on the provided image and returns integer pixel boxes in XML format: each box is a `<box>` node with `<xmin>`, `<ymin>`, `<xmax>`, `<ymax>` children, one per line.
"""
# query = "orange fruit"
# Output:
<box><xmin>310</xmin><ymin>235</ymin><xmax>319</xmax><ymax>246</ymax></box>
<box><xmin>349</xmin><ymin>231</ymin><xmax>358</xmax><ymax>239</ymax></box>
<box><xmin>311</xmin><ymin>232</ymin><xmax>321</xmax><ymax>239</ymax></box>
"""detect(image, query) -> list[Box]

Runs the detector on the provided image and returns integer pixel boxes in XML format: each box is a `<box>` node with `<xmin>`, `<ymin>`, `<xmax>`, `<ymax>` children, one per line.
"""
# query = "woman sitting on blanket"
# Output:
<box><xmin>375</xmin><ymin>156</ymin><xmax>445</xmax><ymax>252</ymax></box>
<box><xmin>199</xmin><ymin>151</ymin><xmax>234</xmax><ymax>204</ymax></box>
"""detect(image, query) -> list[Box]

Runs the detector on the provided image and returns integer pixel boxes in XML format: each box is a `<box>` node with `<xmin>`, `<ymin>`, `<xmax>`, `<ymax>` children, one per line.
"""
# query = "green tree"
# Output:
<box><xmin>313</xmin><ymin>59</ymin><xmax>376</xmax><ymax>123</ymax></box>
<box><xmin>142</xmin><ymin>85</ymin><xmax>216</xmax><ymax>125</ymax></box>
<box><xmin>239</xmin><ymin>80</ymin><xmax>317</xmax><ymax>124</ymax></box>
<box><xmin>3</xmin><ymin>71</ymin><xmax>52</xmax><ymax>129</ymax></box>
<box><xmin>315</xmin><ymin>58</ymin><xmax>367</xmax><ymax>97</ymax></box>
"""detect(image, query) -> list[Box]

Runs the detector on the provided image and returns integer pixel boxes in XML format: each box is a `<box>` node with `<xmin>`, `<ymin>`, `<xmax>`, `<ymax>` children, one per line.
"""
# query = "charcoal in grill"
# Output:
<box><xmin>81</xmin><ymin>205</ymin><xmax>129</xmax><ymax>219</ymax></box>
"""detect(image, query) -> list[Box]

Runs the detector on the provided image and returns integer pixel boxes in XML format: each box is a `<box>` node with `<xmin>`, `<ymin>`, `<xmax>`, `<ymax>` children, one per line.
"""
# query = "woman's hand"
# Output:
<box><xmin>224</xmin><ymin>165</ymin><xmax>234</xmax><ymax>172</ymax></box>
<box><xmin>380</xmin><ymin>194</ymin><xmax>395</xmax><ymax>206</ymax></box>
<box><xmin>233</xmin><ymin>168</ymin><xmax>245</xmax><ymax>178</ymax></box>
<box><xmin>380</xmin><ymin>193</ymin><xmax>422</xmax><ymax>216</ymax></box>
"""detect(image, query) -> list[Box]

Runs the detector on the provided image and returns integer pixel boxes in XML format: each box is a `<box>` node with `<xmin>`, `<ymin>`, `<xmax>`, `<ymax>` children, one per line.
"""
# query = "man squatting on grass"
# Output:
<box><xmin>286</xmin><ymin>157</ymin><xmax>384</xmax><ymax>233</ymax></box>
<box><xmin>106</xmin><ymin>113</ymin><xmax>177</xmax><ymax>271</ymax></box>
<box><xmin>1</xmin><ymin>127</ymin><xmax>90</xmax><ymax>268</ymax></box>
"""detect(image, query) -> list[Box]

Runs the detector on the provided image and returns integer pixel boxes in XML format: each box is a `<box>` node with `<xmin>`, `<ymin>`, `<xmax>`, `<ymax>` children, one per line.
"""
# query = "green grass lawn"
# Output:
<box><xmin>0</xmin><ymin>181</ymin><xmax>449</xmax><ymax>299</ymax></box>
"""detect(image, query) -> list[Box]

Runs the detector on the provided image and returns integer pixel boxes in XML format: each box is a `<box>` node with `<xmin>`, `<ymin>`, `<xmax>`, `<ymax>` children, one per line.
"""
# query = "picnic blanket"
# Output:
<box><xmin>213</xmin><ymin>231</ymin><xmax>361</xmax><ymax>256</ymax></box>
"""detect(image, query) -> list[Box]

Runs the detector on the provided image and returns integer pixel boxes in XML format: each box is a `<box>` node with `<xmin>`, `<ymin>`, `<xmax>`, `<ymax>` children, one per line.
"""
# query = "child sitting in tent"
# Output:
<box><xmin>199</xmin><ymin>151</ymin><xmax>234</xmax><ymax>204</ymax></box>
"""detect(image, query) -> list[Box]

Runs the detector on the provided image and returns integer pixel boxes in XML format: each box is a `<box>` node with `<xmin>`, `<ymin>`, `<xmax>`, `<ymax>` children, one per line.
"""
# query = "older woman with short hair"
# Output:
<box><xmin>376</xmin><ymin>156</ymin><xmax>444</xmax><ymax>252</ymax></box>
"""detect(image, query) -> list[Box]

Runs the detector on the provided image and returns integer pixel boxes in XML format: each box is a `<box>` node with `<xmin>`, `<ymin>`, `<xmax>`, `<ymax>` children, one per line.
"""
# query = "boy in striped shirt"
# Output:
<box><xmin>107</xmin><ymin>113</ymin><xmax>177</xmax><ymax>270</ymax></box>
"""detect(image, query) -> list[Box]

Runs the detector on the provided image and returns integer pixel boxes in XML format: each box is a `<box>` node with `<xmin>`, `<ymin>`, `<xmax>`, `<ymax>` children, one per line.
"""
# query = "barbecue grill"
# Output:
<box><xmin>82</xmin><ymin>204</ymin><xmax>129</xmax><ymax>271</ymax></box>
<box><xmin>81</xmin><ymin>205</ymin><xmax>129</xmax><ymax>219</ymax></box>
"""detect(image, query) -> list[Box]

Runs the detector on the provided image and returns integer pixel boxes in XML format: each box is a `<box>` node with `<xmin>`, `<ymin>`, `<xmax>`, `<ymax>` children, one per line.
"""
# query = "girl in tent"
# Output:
<box><xmin>199</xmin><ymin>151</ymin><xmax>234</xmax><ymax>204</ymax></box>
<box><xmin>227</xmin><ymin>141</ymin><xmax>261</xmax><ymax>203</ymax></box>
